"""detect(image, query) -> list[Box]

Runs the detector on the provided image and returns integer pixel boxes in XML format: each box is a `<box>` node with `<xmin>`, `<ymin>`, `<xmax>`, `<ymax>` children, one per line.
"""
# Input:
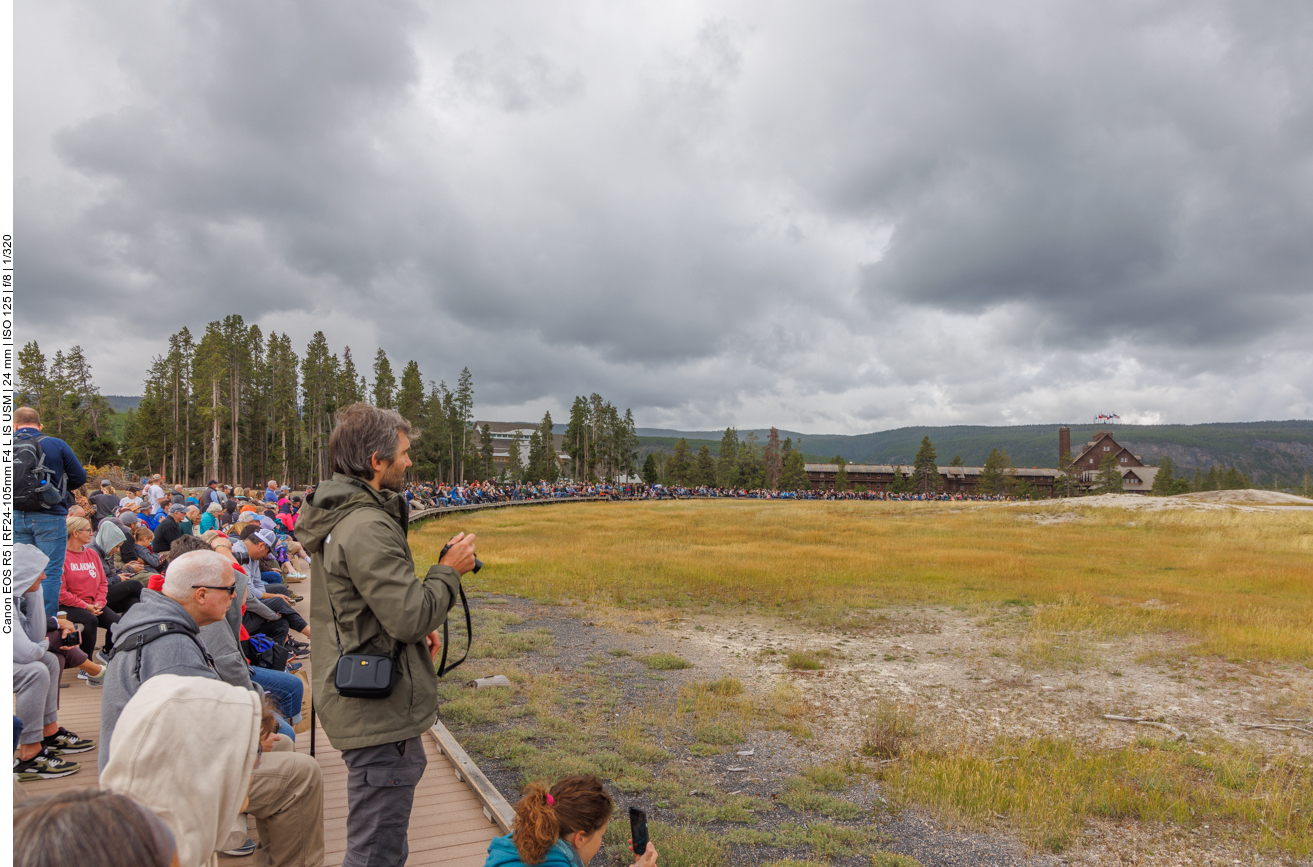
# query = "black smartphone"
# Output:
<box><xmin>629</xmin><ymin>807</ymin><xmax>649</xmax><ymax>856</ymax></box>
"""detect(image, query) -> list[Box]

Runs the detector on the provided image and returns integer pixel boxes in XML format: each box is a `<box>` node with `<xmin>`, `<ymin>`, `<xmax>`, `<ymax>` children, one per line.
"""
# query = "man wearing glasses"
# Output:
<box><xmin>99</xmin><ymin>550</ymin><xmax>326</xmax><ymax>865</ymax></box>
<box><xmin>98</xmin><ymin>549</ymin><xmax>232</xmax><ymax>770</ymax></box>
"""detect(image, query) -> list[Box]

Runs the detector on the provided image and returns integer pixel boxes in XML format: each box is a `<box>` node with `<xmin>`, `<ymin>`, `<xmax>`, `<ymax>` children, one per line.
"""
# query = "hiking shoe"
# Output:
<box><xmin>222</xmin><ymin>838</ymin><xmax>257</xmax><ymax>857</ymax></box>
<box><xmin>14</xmin><ymin>749</ymin><xmax>81</xmax><ymax>781</ymax></box>
<box><xmin>42</xmin><ymin>727</ymin><xmax>95</xmax><ymax>755</ymax></box>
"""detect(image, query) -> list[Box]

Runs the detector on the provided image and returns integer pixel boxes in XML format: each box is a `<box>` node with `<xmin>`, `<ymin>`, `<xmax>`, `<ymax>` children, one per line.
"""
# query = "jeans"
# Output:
<box><xmin>15</xmin><ymin>511</ymin><xmax>67</xmax><ymax>619</ymax></box>
<box><xmin>249</xmin><ymin>665</ymin><xmax>304</xmax><ymax>727</ymax></box>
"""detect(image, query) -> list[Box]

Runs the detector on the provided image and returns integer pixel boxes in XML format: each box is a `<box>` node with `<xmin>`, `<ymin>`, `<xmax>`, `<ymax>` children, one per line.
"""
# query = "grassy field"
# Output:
<box><xmin>413</xmin><ymin>499</ymin><xmax>1313</xmax><ymax>662</ymax></box>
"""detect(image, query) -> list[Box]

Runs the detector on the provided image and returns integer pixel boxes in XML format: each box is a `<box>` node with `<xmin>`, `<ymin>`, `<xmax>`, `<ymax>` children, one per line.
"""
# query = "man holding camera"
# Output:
<box><xmin>299</xmin><ymin>403</ymin><xmax>476</xmax><ymax>867</ymax></box>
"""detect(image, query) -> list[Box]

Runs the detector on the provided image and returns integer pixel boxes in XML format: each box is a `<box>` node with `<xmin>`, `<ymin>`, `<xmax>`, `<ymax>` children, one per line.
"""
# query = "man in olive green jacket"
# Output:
<box><xmin>298</xmin><ymin>403</ymin><xmax>477</xmax><ymax>867</ymax></box>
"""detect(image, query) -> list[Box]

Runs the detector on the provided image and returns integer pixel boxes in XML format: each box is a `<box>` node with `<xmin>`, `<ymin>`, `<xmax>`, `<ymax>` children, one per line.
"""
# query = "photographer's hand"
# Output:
<box><xmin>426</xmin><ymin>630</ymin><xmax>443</xmax><ymax>662</ymax></box>
<box><xmin>439</xmin><ymin>532</ymin><xmax>478</xmax><ymax>575</ymax></box>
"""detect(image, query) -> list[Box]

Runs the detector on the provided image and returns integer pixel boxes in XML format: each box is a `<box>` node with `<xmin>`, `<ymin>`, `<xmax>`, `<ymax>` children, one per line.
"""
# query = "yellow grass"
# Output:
<box><xmin>411</xmin><ymin>500</ymin><xmax>1313</xmax><ymax>661</ymax></box>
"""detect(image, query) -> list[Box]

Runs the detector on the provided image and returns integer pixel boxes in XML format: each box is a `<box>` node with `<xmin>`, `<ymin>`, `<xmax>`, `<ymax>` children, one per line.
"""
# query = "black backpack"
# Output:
<box><xmin>14</xmin><ymin>432</ymin><xmax>64</xmax><ymax>512</ymax></box>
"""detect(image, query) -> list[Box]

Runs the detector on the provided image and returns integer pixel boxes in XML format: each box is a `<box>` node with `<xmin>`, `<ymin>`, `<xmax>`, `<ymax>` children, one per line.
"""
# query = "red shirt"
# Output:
<box><xmin>61</xmin><ymin>547</ymin><xmax>108</xmax><ymax>609</ymax></box>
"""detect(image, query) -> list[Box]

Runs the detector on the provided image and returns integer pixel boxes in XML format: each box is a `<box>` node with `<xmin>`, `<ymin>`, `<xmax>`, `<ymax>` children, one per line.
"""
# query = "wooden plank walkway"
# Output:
<box><xmin>21</xmin><ymin>572</ymin><xmax>502</xmax><ymax>867</ymax></box>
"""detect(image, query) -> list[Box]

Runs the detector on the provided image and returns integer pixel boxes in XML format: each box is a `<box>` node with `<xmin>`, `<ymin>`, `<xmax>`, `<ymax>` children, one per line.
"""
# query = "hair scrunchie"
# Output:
<box><xmin>546</xmin><ymin>794</ymin><xmax>555</xmax><ymax>806</ymax></box>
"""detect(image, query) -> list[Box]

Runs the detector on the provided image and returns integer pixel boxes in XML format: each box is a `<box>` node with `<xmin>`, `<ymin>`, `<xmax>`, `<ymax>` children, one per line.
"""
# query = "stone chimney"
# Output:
<box><xmin>1059</xmin><ymin>426</ymin><xmax>1071</xmax><ymax>463</ymax></box>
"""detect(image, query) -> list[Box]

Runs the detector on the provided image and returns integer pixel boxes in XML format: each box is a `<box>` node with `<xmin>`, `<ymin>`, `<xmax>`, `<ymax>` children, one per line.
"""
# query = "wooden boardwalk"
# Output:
<box><xmin>21</xmin><ymin>574</ymin><xmax>503</xmax><ymax>867</ymax></box>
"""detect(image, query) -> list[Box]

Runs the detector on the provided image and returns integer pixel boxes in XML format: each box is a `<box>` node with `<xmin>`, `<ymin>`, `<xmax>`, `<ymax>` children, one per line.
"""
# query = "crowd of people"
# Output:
<box><xmin>12</xmin><ymin>403</ymin><xmax>658</xmax><ymax>867</ymax></box>
<box><xmin>401</xmin><ymin>479</ymin><xmax>1023</xmax><ymax>508</ymax></box>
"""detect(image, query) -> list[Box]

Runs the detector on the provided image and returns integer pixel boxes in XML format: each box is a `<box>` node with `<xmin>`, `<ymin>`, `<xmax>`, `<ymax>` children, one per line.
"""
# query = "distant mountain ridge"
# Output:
<box><xmin>631</xmin><ymin>421</ymin><xmax>1313</xmax><ymax>483</ymax></box>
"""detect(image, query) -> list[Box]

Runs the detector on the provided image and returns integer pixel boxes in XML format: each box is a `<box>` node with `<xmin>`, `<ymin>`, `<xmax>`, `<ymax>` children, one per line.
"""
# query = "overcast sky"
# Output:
<box><xmin>17</xmin><ymin>1</ymin><xmax>1313</xmax><ymax>433</ymax></box>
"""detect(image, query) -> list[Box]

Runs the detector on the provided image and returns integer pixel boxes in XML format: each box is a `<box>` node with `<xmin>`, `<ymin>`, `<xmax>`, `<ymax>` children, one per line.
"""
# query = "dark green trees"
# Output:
<box><xmin>912</xmin><ymin>435</ymin><xmax>941</xmax><ymax>493</ymax></box>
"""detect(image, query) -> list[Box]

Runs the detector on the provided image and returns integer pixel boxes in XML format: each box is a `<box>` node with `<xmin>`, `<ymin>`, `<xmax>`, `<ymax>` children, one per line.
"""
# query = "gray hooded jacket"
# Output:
<box><xmin>99</xmin><ymin>588</ymin><xmax>219</xmax><ymax>771</ymax></box>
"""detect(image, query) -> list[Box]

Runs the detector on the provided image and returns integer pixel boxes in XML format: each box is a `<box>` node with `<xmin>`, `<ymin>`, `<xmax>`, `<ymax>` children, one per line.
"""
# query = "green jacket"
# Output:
<box><xmin>298</xmin><ymin>473</ymin><xmax>462</xmax><ymax>751</ymax></box>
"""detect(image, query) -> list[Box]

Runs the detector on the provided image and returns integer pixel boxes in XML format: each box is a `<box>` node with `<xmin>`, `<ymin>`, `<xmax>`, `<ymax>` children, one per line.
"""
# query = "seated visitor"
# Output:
<box><xmin>13</xmin><ymin>545</ymin><xmax>94</xmax><ymax>782</ymax></box>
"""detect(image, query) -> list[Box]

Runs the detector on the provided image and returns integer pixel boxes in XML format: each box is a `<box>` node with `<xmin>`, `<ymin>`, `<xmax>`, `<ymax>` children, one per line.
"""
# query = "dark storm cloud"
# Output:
<box><xmin>17</xmin><ymin>1</ymin><xmax>1313</xmax><ymax>430</ymax></box>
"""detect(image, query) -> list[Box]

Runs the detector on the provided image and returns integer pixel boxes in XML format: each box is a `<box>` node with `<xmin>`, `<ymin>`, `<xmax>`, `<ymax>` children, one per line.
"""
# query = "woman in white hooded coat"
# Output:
<box><xmin>100</xmin><ymin>674</ymin><xmax>262</xmax><ymax>867</ymax></box>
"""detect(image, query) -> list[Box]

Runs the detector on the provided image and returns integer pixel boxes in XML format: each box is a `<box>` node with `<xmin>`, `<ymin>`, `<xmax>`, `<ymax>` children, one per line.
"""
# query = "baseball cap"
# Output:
<box><xmin>168</xmin><ymin>504</ymin><xmax>187</xmax><ymax>515</ymax></box>
<box><xmin>99</xmin><ymin>478</ymin><xmax>113</xmax><ymax>488</ymax></box>
<box><xmin>252</xmin><ymin>528</ymin><xmax>277</xmax><ymax>549</ymax></box>
<box><xmin>208</xmin><ymin>479</ymin><xmax>219</xmax><ymax>486</ymax></box>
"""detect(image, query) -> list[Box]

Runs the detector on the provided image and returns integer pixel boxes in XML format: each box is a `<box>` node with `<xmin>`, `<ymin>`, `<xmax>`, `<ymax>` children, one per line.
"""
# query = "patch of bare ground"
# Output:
<box><xmin>456</xmin><ymin>595</ymin><xmax>1311</xmax><ymax>865</ymax></box>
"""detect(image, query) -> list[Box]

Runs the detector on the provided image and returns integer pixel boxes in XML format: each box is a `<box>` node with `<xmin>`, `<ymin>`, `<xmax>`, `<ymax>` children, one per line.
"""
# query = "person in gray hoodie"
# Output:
<box><xmin>13</xmin><ymin>544</ymin><xmax>94</xmax><ymax>781</ymax></box>
<box><xmin>98</xmin><ymin>549</ymin><xmax>233</xmax><ymax>772</ymax></box>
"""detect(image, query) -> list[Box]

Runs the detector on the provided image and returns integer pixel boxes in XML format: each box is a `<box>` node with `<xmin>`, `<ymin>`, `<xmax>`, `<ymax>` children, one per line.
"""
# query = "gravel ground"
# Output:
<box><xmin>443</xmin><ymin>594</ymin><xmax>1067</xmax><ymax>867</ymax></box>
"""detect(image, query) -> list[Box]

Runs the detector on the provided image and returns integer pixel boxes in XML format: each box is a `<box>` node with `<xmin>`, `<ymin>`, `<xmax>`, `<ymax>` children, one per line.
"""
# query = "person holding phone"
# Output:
<box><xmin>483</xmin><ymin>775</ymin><xmax>658</xmax><ymax>867</ymax></box>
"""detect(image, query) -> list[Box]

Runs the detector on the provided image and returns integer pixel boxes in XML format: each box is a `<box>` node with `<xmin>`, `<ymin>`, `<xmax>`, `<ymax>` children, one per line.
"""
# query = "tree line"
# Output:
<box><xmin>638</xmin><ymin>427</ymin><xmax>811</xmax><ymax>489</ymax></box>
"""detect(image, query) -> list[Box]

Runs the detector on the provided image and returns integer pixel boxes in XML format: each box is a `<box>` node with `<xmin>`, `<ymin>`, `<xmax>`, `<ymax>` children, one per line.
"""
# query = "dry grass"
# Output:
<box><xmin>413</xmin><ymin>500</ymin><xmax>1313</xmax><ymax>662</ymax></box>
<box><xmin>880</xmin><ymin>734</ymin><xmax>1313</xmax><ymax>856</ymax></box>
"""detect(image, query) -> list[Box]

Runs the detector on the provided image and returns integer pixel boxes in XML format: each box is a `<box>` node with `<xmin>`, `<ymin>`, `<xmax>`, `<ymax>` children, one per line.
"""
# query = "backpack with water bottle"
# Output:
<box><xmin>14</xmin><ymin>432</ymin><xmax>65</xmax><ymax>511</ymax></box>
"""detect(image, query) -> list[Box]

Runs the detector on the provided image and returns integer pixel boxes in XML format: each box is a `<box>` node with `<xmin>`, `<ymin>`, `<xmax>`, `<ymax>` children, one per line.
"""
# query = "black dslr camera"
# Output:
<box><xmin>439</xmin><ymin>542</ymin><xmax>482</xmax><ymax>574</ymax></box>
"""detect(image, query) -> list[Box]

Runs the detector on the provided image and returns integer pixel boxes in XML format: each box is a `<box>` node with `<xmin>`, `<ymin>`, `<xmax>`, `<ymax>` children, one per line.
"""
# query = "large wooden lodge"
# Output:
<box><xmin>804</xmin><ymin>427</ymin><xmax>1159</xmax><ymax>496</ymax></box>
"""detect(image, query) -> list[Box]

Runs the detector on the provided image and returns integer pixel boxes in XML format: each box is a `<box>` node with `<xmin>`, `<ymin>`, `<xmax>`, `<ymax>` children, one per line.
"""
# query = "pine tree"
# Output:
<box><xmin>525</xmin><ymin>430</ymin><xmax>542</xmax><ymax>482</ymax></box>
<box><xmin>641</xmin><ymin>452</ymin><xmax>659</xmax><ymax>485</ymax></box>
<box><xmin>832</xmin><ymin>456</ymin><xmax>849</xmax><ymax>492</ymax></box>
<box><xmin>564</xmin><ymin>396</ymin><xmax>591</xmax><ymax>480</ymax></box>
<box><xmin>912</xmin><ymin>435</ymin><xmax>940</xmax><ymax>493</ymax></box>
<box><xmin>372</xmin><ymin>348</ymin><xmax>396</xmax><ymax>409</ymax></box>
<box><xmin>16</xmin><ymin>341</ymin><xmax>48</xmax><ymax>409</ymax></box>
<box><xmin>978</xmin><ymin>448</ymin><xmax>1016</xmax><ymax>496</ymax></box>
<box><xmin>1093</xmin><ymin>452</ymin><xmax>1124</xmax><ymax>494</ymax></box>
<box><xmin>1151</xmin><ymin>456</ymin><xmax>1177</xmax><ymax>496</ymax></box>
<box><xmin>480</xmin><ymin>424</ymin><xmax>495</xmax><ymax>480</ymax></box>
<box><xmin>339</xmin><ymin>347</ymin><xmax>365</xmax><ymax>405</ymax></box>
<box><xmin>537</xmin><ymin>411</ymin><xmax>557</xmax><ymax>482</ymax></box>
<box><xmin>1055</xmin><ymin>452</ymin><xmax>1080</xmax><ymax>498</ymax></box>
<box><xmin>764</xmin><ymin>427</ymin><xmax>782</xmax><ymax>489</ymax></box>
<box><xmin>949</xmin><ymin>454</ymin><xmax>964</xmax><ymax>467</ymax></box>
<box><xmin>779</xmin><ymin>449</ymin><xmax>809</xmax><ymax>490</ymax></box>
<box><xmin>507</xmin><ymin>432</ymin><xmax>525</xmax><ymax>482</ymax></box>
<box><xmin>888</xmin><ymin>465</ymin><xmax>913</xmax><ymax>494</ymax></box>
<box><xmin>397</xmin><ymin>361</ymin><xmax>425</xmax><ymax>423</ymax></box>
<box><xmin>695</xmin><ymin>445</ymin><xmax>715</xmax><ymax>487</ymax></box>
<box><xmin>668</xmin><ymin>438</ymin><xmax>693</xmax><ymax>485</ymax></box>
<box><xmin>456</xmin><ymin>368</ymin><xmax>475</xmax><ymax>483</ymax></box>
<box><xmin>717</xmin><ymin>428</ymin><xmax>739</xmax><ymax>488</ymax></box>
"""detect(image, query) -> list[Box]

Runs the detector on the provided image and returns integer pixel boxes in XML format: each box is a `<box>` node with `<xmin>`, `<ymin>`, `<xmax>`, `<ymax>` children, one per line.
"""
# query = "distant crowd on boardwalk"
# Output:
<box><xmin>402</xmin><ymin>480</ymin><xmax>1020</xmax><ymax>507</ymax></box>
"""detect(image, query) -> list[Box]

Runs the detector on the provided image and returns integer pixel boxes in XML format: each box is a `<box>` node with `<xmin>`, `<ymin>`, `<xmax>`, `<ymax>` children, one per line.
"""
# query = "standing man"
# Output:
<box><xmin>299</xmin><ymin>403</ymin><xmax>476</xmax><ymax>867</ymax></box>
<box><xmin>14</xmin><ymin>407</ymin><xmax>88</xmax><ymax>618</ymax></box>
<box><xmin>88</xmin><ymin>480</ymin><xmax>122</xmax><ymax>530</ymax></box>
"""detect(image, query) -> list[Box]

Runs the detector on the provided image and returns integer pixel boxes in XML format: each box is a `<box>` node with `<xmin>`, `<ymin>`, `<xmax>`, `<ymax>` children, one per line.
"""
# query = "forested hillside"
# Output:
<box><xmin>633</xmin><ymin>421</ymin><xmax>1313</xmax><ymax>485</ymax></box>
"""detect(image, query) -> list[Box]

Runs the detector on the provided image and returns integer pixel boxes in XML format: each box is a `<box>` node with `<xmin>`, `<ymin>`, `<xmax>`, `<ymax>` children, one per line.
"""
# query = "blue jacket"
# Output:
<box><xmin>15</xmin><ymin>426</ymin><xmax>87</xmax><ymax>516</ymax></box>
<box><xmin>483</xmin><ymin>835</ymin><xmax>585</xmax><ymax>867</ymax></box>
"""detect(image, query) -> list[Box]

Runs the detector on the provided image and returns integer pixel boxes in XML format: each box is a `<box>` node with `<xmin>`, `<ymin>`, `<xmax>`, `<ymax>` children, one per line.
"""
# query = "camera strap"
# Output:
<box><xmin>437</xmin><ymin>584</ymin><xmax>471</xmax><ymax>677</ymax></box>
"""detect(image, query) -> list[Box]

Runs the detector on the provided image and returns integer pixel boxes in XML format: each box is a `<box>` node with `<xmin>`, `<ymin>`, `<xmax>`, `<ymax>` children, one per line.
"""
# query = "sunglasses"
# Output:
<box><xmin>196</xmin><ymin>584</ymin><xmax>239</xmax><ymax>596</ymax></box>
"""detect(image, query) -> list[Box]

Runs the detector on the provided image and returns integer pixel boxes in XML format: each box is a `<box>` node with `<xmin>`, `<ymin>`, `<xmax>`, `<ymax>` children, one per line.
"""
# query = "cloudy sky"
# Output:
<box><xmin>17</xmin><ymin>1</ymin><xmax>1313</xmax><ymax>433</ymax></box>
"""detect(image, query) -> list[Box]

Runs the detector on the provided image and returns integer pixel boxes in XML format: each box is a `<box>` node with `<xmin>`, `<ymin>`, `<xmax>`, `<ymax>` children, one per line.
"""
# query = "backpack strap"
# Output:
<box><xmin>108</xmin><ymin>622</ymin><xmax>216</xmax><ymax>680</ymax></box>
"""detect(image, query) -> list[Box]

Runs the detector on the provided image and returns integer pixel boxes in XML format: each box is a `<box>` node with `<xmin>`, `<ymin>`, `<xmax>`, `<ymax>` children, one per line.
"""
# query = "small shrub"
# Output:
<box><xmin>608</xmin><ymin>648</ymin><xmax>632</xmax><ymax>657</ymax></box>
<box><xmin>786</xmin><ymin>651</ymin><xmax>824</xmax><ymax>671</ymax></box>
<box><xmin>694</xmin><ymin>723</ymin><xmax>744</xmax><ymax>745</ymax></box>
<box><xmin>861</xmin><ymin>701</ymin><xmax>918</xmax><ymax>758</ymax></box>
<box><xmin>648</xmin><ymin>822</ymin><xmax>724</xmax><ymax>867</ymax></box>
<box><xmin>704</xmin><ymin>677</ymin><xmax>744</xmax><ymax>696</ymax></box>
<box><xmin>872</xmin><ymin>854</ymin><xmax>923</xmax><ymax>867</ymax></box>
<box><xmin>644</xmin><ymin>653</ymin><xmax>693</xmax><ymax>670</ymax></box>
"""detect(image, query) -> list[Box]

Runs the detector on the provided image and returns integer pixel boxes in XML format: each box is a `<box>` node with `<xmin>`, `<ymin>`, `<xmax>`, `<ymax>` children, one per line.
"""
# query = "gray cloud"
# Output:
<box><xmin>16</xmin><ymin>0</ymin><xmax>1313</xmax><ymax>432</ymax></box>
